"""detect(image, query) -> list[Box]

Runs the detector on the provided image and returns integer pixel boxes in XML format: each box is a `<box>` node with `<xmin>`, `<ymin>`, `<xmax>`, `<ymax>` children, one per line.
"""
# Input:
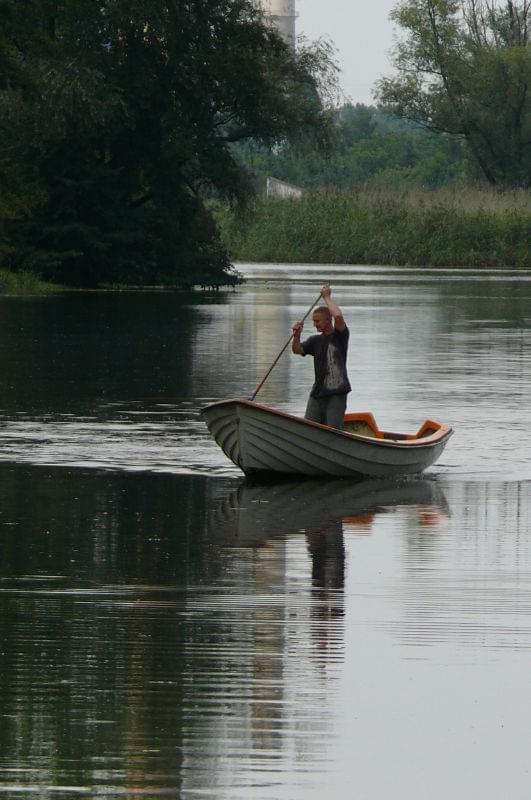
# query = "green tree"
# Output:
<box><xmin>336</xmin><ymin>103</ymin><xmax>377</xmax><ymax>146</ymax></box>
<box><xmin>376</xmin><ymin>0</ymin><xmax>531</xmax><ymax>187</ymax></box>
<box><xmin>0</xmin><ymin>0</ymin><xmax>46</xmax><ymax>265</ymax></box>
<box><xmin>1</xmin><ymin>0</ymin><xmax>334</xmax><ymax>287</ymax></box>
<box><xmin>233</xmin><ymin>103</ymin><xmax>467</xmax><ymax>189</ymax></box>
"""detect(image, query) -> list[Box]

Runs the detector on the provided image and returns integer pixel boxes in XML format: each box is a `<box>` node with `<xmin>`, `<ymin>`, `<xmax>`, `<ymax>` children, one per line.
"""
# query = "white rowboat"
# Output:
<box><xmin>201</xmin><ymin>398</ymin><xmax>453</xmax><ymax>479</ymax></box>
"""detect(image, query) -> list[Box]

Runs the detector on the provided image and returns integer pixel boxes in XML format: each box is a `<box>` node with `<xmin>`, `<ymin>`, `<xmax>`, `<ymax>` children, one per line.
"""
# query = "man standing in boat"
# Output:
<box><xmin>291</xmin><ymin>285</ymin><xmax>351</xmax><ymax>430</ymax></box>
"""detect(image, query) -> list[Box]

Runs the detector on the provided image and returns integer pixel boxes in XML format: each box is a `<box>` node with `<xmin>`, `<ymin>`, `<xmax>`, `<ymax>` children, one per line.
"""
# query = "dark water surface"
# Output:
<box><xmin>1</xmin><ymin>265</ymin><xmax>531</xmax><ymax>799</ymax></box>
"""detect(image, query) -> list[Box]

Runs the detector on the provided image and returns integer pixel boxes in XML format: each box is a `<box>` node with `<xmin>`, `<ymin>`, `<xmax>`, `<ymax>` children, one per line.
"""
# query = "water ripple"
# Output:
<box><xmin>0</xmin><ymin>408</ymin><xmax>237</xmax><ymax>476</ymax></box>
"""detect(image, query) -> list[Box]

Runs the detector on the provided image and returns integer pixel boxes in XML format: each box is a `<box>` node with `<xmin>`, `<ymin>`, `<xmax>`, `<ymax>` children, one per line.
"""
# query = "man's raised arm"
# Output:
<box><xmin>321</xmin><ymin>285</ymin><xmax>346</xmax><ymax>331</ymax></box>
<box><xmin>292</xmin><ymin>321</ymin><xmax>304</xmax><ymax>355</ymax></box>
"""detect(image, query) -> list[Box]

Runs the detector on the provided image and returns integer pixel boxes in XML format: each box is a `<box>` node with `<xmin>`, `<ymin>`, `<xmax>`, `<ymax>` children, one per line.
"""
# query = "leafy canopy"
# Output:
<box><xmin>376</xmin><ymin>0</ymin><xmax>531</xmax><ymax>187</ymax></box>
<box><xmin>234</xmin><ymin>102</ymin><xmax>467</xmax><ymax>189</ymax></box>
<box><xmin>0</xmin><ymin>0</ymin><xmax>335</xmax><ymax>286</ymax></box>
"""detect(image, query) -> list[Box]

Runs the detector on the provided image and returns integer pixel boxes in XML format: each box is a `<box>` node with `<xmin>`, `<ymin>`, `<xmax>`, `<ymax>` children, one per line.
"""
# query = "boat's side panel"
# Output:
<box><xmin>238</xmin><ymin>404</ymin><xmax>443</xmax><ymax>477</ymax></box>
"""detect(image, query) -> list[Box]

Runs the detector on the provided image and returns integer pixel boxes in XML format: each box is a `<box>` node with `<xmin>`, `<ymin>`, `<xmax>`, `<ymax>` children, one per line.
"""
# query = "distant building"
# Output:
<box><xmin>266</xmin><ymin>176</ymin><xmax>303</xmax><ymax>199</ymax></box>
<box><xmin>254</xmin><ymin>0</ymin><xmax>296</xmax><ymax>47</ymax></box>
<box><xmin>252</xmin><ymin>3</ymin><xmax>301</xmax><ymax>200</ymax></box>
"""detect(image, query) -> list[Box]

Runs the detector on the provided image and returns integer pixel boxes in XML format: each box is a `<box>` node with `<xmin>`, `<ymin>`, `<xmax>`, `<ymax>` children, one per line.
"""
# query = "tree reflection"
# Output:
<box><xmin>0</xmin><ymin>465</ymin><xmax>450</xmax><ymax>797</ymax></box>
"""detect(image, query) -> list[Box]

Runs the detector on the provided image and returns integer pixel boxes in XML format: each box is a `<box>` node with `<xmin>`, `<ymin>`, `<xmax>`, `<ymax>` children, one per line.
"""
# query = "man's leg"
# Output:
<box><xmin>304</xmin><ymin>396</ymin><xmax>325</xmax><ymax>423</ymax></box>
<box><xmin>324</xmin><ymin>394</ymin><xmax>347</xmax><ymax>429</ymax></box>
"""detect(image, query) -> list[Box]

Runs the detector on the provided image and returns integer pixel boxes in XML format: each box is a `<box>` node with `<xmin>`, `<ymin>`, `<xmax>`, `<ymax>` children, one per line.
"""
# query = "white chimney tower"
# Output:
<box><xmin>255</xmin><ymin>0</ymin><xmax>296</xmax><ymax>48</ymax></box>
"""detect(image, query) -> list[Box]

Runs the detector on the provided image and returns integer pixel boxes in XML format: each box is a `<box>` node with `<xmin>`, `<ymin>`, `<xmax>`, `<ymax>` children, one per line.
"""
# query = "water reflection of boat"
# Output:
<box><xmin>201</xmin><ymin>399</ymin><xmax>453</xmax><ymax>478</ymax></box>
<box><xmin>209</xmin><ymin>477</ymin><xmax>449</xmax><ymax>547</ymax></box>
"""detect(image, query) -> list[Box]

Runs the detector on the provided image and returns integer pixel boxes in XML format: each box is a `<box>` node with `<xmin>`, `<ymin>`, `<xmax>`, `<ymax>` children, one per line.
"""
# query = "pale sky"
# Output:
<box><xmin>297</xmin><ymin>0</ymin><xmax>399</xmax><ymax>105</ymax></box>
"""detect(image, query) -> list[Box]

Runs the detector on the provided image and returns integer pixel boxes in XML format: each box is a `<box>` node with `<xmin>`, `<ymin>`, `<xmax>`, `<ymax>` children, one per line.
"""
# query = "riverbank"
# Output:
<box><xmin>0</xmin><ymin>272</ymin><xmax>221</xmax><ymax>295</ymax></box>
<box><xmin>216</xmin><ymin>188</ymin><xmax>531</xmax><ymax>268</ymax></box>
<box><xmin>0</xmin><ymin>269</ymin><xmax>64</xmax><ymax>295</ymax></box>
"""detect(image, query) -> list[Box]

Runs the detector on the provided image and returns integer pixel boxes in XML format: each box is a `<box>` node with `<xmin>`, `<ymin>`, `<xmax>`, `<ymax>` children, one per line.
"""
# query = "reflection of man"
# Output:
<box><xmin>291</xmin><ymin>285</ymin><xmax>351</xmax><ymax>430</ymax></box>
<box><xmin>306</xmin><ymin>524</ymin><xmax>345</xmax><ymax>594</ymax></box>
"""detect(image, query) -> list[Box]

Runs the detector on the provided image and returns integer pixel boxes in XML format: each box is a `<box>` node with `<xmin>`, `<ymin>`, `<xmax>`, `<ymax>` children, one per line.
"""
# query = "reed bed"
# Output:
<box><xmin>218</xmin><ymin>188</ymin><xmax>531</xmax><ymax>267</ymax></box>
<box><xmin>0</xmin><ymin>269</ymin><xmax>60</xmax><ymax>294</ymax></box>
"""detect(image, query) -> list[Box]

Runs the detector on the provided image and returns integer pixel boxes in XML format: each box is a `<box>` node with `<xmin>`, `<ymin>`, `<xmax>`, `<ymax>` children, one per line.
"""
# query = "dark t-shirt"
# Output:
<box><xmin>301</xmin><ymin>326</ymin><xmax>351</xmax><ymax>398</ymax></box>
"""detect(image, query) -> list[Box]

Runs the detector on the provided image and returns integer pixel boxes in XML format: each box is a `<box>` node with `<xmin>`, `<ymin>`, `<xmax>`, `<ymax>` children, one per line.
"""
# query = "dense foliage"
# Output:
<box><xmin>0</xmin><ymin>0</ymin><xmax>333</xmax><ymax>287</ymax></box>
<box><xmin>376</xmin><ymin>0</ymin><xmax>531</xmax><ymax>188</ymax></box>
<box><xmin>234</xmin><ymin>103</ymin><xmax>470</xmax><ymax>189</ymax></box>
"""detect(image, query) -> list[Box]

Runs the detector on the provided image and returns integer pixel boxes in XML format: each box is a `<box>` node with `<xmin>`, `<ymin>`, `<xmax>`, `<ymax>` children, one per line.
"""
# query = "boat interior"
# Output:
<box><xmin>343</xmin><ymin>412</ymin><xmax>442</xmax><ymax>442</ymax></box>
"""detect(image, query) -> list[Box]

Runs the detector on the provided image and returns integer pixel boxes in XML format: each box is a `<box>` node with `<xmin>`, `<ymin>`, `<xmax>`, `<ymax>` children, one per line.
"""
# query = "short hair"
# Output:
<box><xmin>313</xmin><ymin>306</ymin><xmax>331</xmax><ymax>320</ymax></box>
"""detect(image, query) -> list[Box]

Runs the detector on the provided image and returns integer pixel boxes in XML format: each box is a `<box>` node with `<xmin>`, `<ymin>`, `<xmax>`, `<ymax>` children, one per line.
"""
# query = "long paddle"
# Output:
<box><xmin>249</xmin><ymin>290</ymin><xmax>323</xmax><ymax>402</ymax></box>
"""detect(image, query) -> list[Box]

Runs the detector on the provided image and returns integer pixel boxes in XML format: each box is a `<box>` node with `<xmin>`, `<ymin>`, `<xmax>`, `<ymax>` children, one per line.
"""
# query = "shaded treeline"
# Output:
<box><xmin>0</xmin><ymin>0</ymin><xmax>333</xmax><ymax>288</ymax></box>
<box><xmin>2</xmin><ymin>0</ymin><xmax>529</xmax><ymax>286</ymax></box>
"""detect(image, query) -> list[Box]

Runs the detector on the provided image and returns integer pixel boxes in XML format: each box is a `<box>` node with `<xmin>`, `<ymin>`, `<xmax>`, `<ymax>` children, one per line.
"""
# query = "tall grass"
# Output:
<box><xmin>217</xmin><ymin>187</ymin><xmax>531</xmax><ymax>267</ymax></box>
<box><xmin>0</xmin><ymin>269</ymin><xmax>62</xmax><ymax>294</ymax></box>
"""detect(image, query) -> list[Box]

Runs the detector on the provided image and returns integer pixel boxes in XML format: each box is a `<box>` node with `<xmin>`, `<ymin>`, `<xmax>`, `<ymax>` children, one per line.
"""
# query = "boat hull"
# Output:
<box><xmin>201</xmin><ymin>399</ymin><xmax>453</xmax><ymax>479</ymax></box>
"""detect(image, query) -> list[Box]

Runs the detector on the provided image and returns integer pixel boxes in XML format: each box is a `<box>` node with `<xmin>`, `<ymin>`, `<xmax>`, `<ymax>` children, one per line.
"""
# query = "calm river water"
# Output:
<box><xmin>0</xmin><ymin>264</ymin><xmax>530</xmax><ymax>799</ymax></box>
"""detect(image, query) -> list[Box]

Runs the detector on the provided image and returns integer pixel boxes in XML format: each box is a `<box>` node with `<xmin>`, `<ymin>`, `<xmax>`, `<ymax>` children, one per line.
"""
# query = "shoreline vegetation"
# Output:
<box><xmin>215</xmin><ymin>188</ymin><xmax>531</xmax><ymax>269</ymax></box>
<box><xmin>3</xmin><ymin>187</ymin><xmax>530</xmax><ymax>295</ymax></box>
<box><xmin>3</xmin><ymin>3</ymin><xmax>531</xmax><ymax>292</ymax></box>
<box><xmin>0</xmin><ymin>270</ymin><xmax>63</xmax><ymax>295</ymax></box>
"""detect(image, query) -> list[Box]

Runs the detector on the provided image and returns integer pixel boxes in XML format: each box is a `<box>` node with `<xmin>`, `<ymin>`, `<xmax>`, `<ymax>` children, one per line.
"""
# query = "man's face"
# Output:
<box><xmin>312</xmin><ymin>311</ymin><xmax>332</xmax><ymax>334</ymax></box>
